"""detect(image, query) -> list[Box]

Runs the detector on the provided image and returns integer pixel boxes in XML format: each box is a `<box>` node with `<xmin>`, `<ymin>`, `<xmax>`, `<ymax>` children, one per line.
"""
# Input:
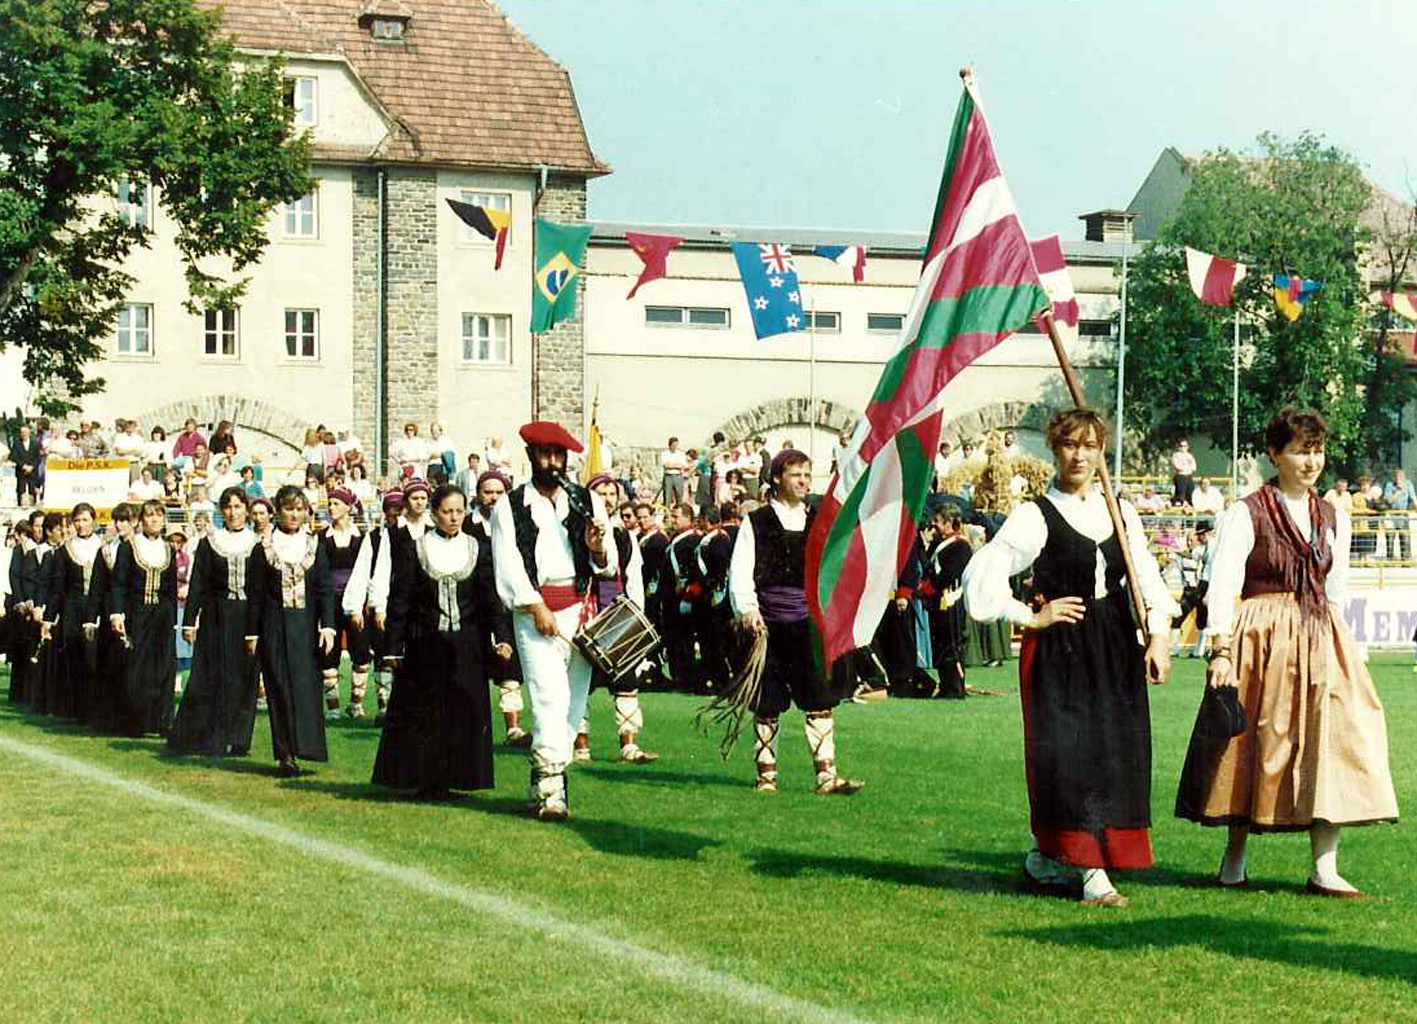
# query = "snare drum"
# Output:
<box><xmin>572</xmin><ymin>596</ymin><xmax>662</xmax><ymax>682</ymax></box>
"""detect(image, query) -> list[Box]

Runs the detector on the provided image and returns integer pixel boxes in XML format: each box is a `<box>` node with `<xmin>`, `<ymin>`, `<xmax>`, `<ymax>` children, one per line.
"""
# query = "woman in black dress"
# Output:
<box><xmin>318</xmin><ymin>487</ymin><xmax>371</xmax><ymax>720</ymax></box>
<box><xmin>39</xmin><ymin>502</ymin><xmax>104</xmax><ymax>721</ymax></box>
<box><xmin>962</xmin><ymin>409</ymin><xmax>1175</xmax><ymax>907</ymax></box>
<box><xmin>108</xmin><ymin>500</ymin><xmax>180</xmax><ymax>737</ymax></box>
<box><xmin>167</xmin><ymin>487</ymin><xmax>261</xmax><ymax>757</ymax></box>
<box><xmin>246</xmin><ymin>485</ymin><xmax>336</xmax><ymax>777</ymax></box>
<box><xmin>373</xmin><ymin>484</ymin><xmax>502</xmax><ymax>798</ymax></box>
<box><xmin>85</xmin><ymin>503</ymin><xmax>135</xmax><ymax>732</ymax></box>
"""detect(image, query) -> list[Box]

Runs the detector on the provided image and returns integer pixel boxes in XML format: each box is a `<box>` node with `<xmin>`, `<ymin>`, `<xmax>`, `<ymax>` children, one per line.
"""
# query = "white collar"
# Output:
<box><xmin>209</xmin><ymin>527</ymin><xmax>258</xmax><ymax>559</ymax></box>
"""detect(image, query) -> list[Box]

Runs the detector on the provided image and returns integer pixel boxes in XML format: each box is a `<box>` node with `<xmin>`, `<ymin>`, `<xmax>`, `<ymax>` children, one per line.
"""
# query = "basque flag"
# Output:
<box><xmin>1272</xmin><ymin>274</ymin><xmax>1322</xmax><ymax>321</ymax></box>
<box><xmin>447</xmin><ymin>199</ymin><xmax>511</xmax><ymax>269</ymax></box>
<box><xmin>1185</xmin><ymin>246</ymin><xmax>1247</xmax><ymax>306</ymax></box>
<box><xmin>730</xmin><ymin>242</ymin><xmax>806</xmax><ymax>340</ymax></box>
<box><xmin>813</xmin><ymin>244</ymin><xmax>867</xmax><ymax>283</ymax></box>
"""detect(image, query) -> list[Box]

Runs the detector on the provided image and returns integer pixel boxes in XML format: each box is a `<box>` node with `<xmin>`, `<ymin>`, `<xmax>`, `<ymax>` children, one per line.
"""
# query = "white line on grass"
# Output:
<box><xmin>0</xmin><ymin>733</ymin><xmax>877</xmax><ymax>1024</ymax></box>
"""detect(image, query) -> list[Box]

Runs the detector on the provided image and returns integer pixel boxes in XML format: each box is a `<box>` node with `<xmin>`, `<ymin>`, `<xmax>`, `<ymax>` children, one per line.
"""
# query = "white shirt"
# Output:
<box><xmin>1193</xmin><ymin>485</ymin><xmax>1225</xmax><ymax>514</ymax></box>
<box><xmin>209</xmin><ymin>471</ymin><xmax>242</xmax><ymax>497</ymax></box>
<box><xmin>342</xmin><ymin>527</ymin><xmax>387</xmax><ymax>615</ymax></box>
<box><xmin>728</xmin><ymin>499</ymin><xmax>807</xmax><ymax>618</ymax></box>
<box><xmin>128</xmin><ymin>479</ymin><xmax>163</xmax><ymax>501</ymax></box>
<box><xmin>368</xmin><ymin>514</ymin><xmax>430</xmax><ymax>614</ymax></box>
<box><xmin>1203</xmin><ymin>493</ymin><xmax>1349</xmax><ymax>637</ymax></box>
<box><xmin>113</xmin><ymin>431</ymin><xmax>147</xmax><ymax>460</ymax></box>
<box><xmin>662</xmin><ymin>450</ymin><xmax>689</xmax><ymax>474</ymax></box>
<box><xmin>490</xmin><ymin>484</ymin><xmax>618</xmax><ymax>610</ymax></box>
<box><xmin>423</xmin><ymin>529</ymin><xmax>476</xmax><ymax>574</ymax></box>
<box><xmin>962</xmin><ymin>487</ymin><xmax>1177</xmax><ymax>634</ymax></box>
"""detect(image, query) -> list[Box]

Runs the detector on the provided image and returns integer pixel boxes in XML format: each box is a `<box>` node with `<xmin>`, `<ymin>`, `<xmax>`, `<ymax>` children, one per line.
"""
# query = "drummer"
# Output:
<box><xmin>489</xmin><ymin>421</ymin><xmax>619</xmax><ymax>821</ymax></box>
<box><xmin>572</xmin><ymin>473</ymin><xmax>658</xmax><ymax>765</ymax></box>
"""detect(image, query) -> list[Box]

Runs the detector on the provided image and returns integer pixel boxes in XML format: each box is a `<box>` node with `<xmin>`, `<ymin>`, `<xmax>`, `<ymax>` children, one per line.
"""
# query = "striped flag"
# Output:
<box><xmin>1380</xmin><ymin>289</ymin><xmax>1417</xmax><ymax>322</ymax></box>
<box><xmin>805</xmin><ymin>73</ymin><xmax>1050</xmax><ymax>663</ymax></box>
<box><xmin>1185</xmin><ymin>246</ymin><xmax>1247</xmax><ymax>306</ymax></box>
<box><xmin>1029</xmin><ymin>235</ymin><xmax>1079</xmax><ymax>342</ymax></box>
<box><xmin>447</xmin><ymin>199</ymin><xmax>511</xmax><ymax>270</ymax></box>
<box><xmin>813</xmin><ymin>244</ymin><xmax>867</xmax><ymax>282</ymax></box>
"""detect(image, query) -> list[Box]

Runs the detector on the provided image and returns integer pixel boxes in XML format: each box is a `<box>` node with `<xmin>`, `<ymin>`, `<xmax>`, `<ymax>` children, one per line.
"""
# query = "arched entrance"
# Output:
<box><xmin>134</xmin><ymin>396</ymin><xmax>314</xmax><ymax>471</ymax></box>
<box><xmin>940</xmin><ymin>399</ymin><xmax>1061</xmax><ymax>460</ymax></box>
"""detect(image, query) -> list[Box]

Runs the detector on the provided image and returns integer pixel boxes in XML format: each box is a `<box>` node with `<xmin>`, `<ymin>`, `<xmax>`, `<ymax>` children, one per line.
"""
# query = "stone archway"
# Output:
<box><xmin>134</xmin><ymin>395</ymin><xmax>314</xmax><ymax>455</ymax></box>
<box><xmin>939</xmin><ymin>399</ymin><xmax>1060</xmax><ymax>447</ymax></box>
<box><xmin>710</xmin><ymin>396</ymin><xmax>863</xmax><ymax>445</ymax></box>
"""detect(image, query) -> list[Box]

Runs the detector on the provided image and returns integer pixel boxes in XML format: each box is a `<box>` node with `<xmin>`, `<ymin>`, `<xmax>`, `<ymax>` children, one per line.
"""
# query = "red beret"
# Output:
<box><xmin>519</xmin><ymin>420</ymin><xmax>583</xmax><ymax>453</ymax></box>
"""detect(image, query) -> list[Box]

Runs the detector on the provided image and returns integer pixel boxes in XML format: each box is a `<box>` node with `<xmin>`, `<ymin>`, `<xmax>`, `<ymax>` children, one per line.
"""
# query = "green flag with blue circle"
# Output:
<box><xmin>532</xmin><ymin>218</ymin><xmax>592</xmax><ymax>332</ymax></box>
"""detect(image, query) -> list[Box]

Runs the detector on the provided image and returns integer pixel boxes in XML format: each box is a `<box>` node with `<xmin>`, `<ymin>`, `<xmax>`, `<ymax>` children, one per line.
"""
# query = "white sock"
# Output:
<box><xmin>1082</xmin><ymin>868</ymin><xmax>1115</xmax><ymax>900</ymax></box>
<box><xmin>1220</xmin><ymin>849</ymin><xmax>1247</xmax><ymax>885</ymax></box>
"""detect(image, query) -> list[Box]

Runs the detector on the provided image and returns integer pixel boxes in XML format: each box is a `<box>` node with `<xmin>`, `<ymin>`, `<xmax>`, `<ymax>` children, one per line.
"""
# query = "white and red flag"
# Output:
<box><xmin>1029</xmin><ymin>235</ymin><xmax>1079</xmax><ymax>341</ymax></box>
<box><xmin>1185</xmin><ymin>246</ymin><xmax>1247</xmax><ymax>306</ymax></box>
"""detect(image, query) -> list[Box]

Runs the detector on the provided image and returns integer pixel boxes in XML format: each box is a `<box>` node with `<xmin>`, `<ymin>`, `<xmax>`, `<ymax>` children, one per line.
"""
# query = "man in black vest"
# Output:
<box><xmin>465</xmin><ymin>470</ymin><xmax>531</xmax><ymax>747</ymax></box>
<box><xmin>490</xmin><ymin>422</ymin><xmax>617</xmax><ymax>821</ymax></box>
<box><xmin>728</xmin><ymin>450</ymin><xmax>863</xmax><ymax>795</ymax></box>
<box><xmin>571</xmin><ymin>474</ymin><xmax>657</xmax><ymax>764</ymax></box>
<box><xmin>662</xmin><ymin>502</ymin><xmax>704</xmax><ymax>692</ymax></box>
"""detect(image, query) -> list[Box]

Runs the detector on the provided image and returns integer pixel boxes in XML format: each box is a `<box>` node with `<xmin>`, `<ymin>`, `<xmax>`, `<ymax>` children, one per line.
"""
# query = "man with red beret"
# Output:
<box><xmin>490</xmin><ymin>421</ymin><xmax>619</xmax><ymax>820</ymax></box>
<box><xmin>465</xmin><ymin>469</ymin><xmax>530</xmax><ymax>747</ymax></box>
<box><xmin>342</xmin><ymin>490</ymin><xmax>406</xmax><ymax>721</ymax></box>
<box><xmin>728</xmin><ymin>450</ymin><xmax>863</xmax><ymax>795</ymax></box>
<box><xmin>571</xmin><ymin>474</ymin><xmax>657</xmax><ymax>765</ymax></box>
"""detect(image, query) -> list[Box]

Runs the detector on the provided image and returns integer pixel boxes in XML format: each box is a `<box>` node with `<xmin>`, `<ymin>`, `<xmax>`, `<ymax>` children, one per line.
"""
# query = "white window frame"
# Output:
<box><xmin>867</xmin><ymin>312</ymin><xmax>905</xmax><ymax>334</ymax></box>
<box><xmin>804</xmin><ymin>311</ymin><xmax>841</xmax><ymax>333</ymax></box>
<box><xmin>371</xmin><ymin>18</ymin><xmax>405</xmax><ymax>40</ymax></box>
<box><xmin>288</xmin><ymin>75</ymin><xmax>318</xmax><ymax>127</ymax></box>
<box><xmin>114</xmin><ymin>303</ymin><xmax>153</xmax><ymax>358</ymax></box>
<box><xmin>457</xmin><ymin>190</ymin><xmax>512</xmax><ymax>246</ymax></box>
<box><xmin>645</xmin><ymin>306</ymin><xmax>731</xmax><ymax>329</ymax></box>
<box><xmin>283</xmin><ymin>189</ymin><xmax>318</xmax><ymax>239</ymax></box>
<box><xmin>203</xmin><ymin>308</ymin><xmax>240</xmax><ymax>360</ymax></box>
<box><xmin>117</xmin><ymin>176</ymin><xmax>152</xmax><ymax>230</ymax></box>
<box><xmin>460</xmin><ymin>313</ymin><xmax>513</xmax><ymax>366</ymax></box>
<box><xmin>284</xmin><ymin>308</ymin><xmax>319</xmax><ymax>361</ymax></box>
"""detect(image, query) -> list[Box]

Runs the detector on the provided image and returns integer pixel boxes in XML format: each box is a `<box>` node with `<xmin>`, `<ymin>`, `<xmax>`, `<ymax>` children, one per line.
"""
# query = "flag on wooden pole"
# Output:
<box><xmin>805</xmin><ymin>70</ymin><xmax>1050</xmax><ymax>663</ymax></box>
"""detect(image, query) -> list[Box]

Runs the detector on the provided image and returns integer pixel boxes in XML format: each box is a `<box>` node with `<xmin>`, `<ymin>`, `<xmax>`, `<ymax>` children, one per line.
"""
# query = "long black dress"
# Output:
<box><xmin>85</xmin><ymin>539</ymin><xmax>128</xmax><ymax>733</ymax></box>
<box><xmin>5</xmin><ymin>543</ymin><xmax>41</xmax><ymax>705</ymax></box>
<box><xmin>925</xmin><ymin>536</ymin><xmax>972</xmax><ymax>699</ymax></box>
<box><xmin>42</xmin><ymin>536</ymin><xmax>105</xmax><ymax>721</ymax></box>
<box><xmin>246</xmin><ymin>531</ymin><xmax>336</xmax><ymax>764</ymax></box>
<box><xmin>167</xmin><ymin>530</ymin><xmax>260</xmax><ymax>756</ymax></box>
<box><xmin>372</xmin><ymin>528</ymin><xmax>500</xmax><ymax>794</ymax></box>
<box><xmin>108</xmin><ymin>535</ymin><xmax>180</xmax><ymax>737</ymax></box>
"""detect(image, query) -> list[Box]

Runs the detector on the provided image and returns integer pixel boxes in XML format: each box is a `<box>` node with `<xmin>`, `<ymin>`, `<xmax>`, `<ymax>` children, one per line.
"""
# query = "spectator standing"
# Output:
<box><xmin>240</xmin><ymin>465</ymin><xmax>266</xmax><ymax>500</ymax></box>
<box><xmin>391</xmin><ymin>423</ymin><xmax>426</xmax><ymax>480</ymax></box>
<box><xmin>661</xmin><ymin>437</ymin><xmax>688</xmax><ymax>504</ymax></box>
<box><xmin>112</xmin><ymin>419</ymin><xmax>148</xmax><ymax>481</ymax></box>
<box><xmin>208</xmin><ymin>421</ymin><xmax>236</xmax><ymax>460</ymax></box>
<box><xmin>337</xmin><ymin>430</ymin><xmax>364</xmax><ymax>476</ymax></box>
<box><xmin>427</xmin><ymin>423</ymin><xmax>456</xmax><ymax>482</ymax></box>
<box><xmin>1171</xmin><ymin>438</ymin><xmax>1197</xmax><ymax>506</ymax></box>
<box><xmin>347</xmin><ymin>462</ymin><xmax>375</xmax><ymax>509</ymax></box>
<box><xmin>146</xmin><ymin>426</ymin><xmax>170</xmax><ymax>480</ymax></box>
<box><xmin>9</xmin><ymin>425</ymin><xmax>41</xmax><ymax>506</ymax></box>
<box><xmin>171</xmin><ymin>418</ymin><xmax>206</xmax><ymax>469</ymax></box>
<box><xmin>1382</xmin><ymin>468</ymin><xmax>1415</xmax><ymax>561</ymax></box>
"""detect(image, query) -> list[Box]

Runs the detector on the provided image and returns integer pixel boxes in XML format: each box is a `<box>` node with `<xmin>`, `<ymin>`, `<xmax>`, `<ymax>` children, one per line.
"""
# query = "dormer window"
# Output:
<box><xmin>359</xmin><ymin>1</ymin><xmax>412</xmax><ymax>41</ymax></box>
<box><xmin>370</xmin><ymin>18</ymin><xmax>404</xmax><ymax>39</ymax></box>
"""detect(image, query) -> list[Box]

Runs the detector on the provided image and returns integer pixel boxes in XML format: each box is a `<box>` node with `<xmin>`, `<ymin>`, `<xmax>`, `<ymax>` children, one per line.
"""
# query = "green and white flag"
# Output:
<box><xmin>532</xmin><ymin>218</ymin><xmax>592</xmax><ymax>332</ymax></box>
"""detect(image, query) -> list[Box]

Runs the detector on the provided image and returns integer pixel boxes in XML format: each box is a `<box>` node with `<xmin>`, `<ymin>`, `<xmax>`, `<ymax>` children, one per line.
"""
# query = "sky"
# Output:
<box><xmin>499</xmin><ymin>0</ymin><xmax>1417</xmax><ymax>241</ymax></box>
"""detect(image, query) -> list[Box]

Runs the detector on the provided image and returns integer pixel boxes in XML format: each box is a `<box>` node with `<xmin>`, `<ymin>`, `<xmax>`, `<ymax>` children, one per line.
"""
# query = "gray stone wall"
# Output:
<box><xmin>133</xmin><ymin>395</ymin><xmax>310</xmax><ymax>454</ymax></box>
<box><xmin>350</xmin><ymin>168</ymin><xmax>381</xmax><ymax>471</ymax></box>
<box><xmin>383</xmin><ymin>168</ymin><xmax>440</xmax><ymax>474</ymax></box>
<box><xmin>534</xmin><ymin>172</ymin><xmax>587</xmax><ymax>430</ymax></box>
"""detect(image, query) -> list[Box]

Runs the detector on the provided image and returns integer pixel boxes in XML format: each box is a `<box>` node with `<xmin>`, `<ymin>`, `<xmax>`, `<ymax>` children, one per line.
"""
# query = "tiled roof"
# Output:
<box><xmin>200</xmin><ymin>0</ymin><xmax>607</xmax><ymax>176</ymax></box>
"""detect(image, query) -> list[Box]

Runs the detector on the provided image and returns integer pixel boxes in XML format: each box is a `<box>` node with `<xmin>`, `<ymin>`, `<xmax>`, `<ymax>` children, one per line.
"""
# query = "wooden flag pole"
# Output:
<box><xmin>1039</xmin><ymin>310</ymin><xmax>1150</xmax><ymax>640</ymax></box>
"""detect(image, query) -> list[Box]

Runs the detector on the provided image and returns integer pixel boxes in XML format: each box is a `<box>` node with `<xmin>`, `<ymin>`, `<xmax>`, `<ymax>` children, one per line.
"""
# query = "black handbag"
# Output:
<box><xmin>1196</xmin><ymin>684</ymin><xmax>1247</xmax><ymax>740</ymax></box>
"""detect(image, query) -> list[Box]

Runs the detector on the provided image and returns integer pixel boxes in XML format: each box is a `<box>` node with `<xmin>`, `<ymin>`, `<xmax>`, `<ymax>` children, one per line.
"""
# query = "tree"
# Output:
<box><xmin>0</xmin><ymin>0</ymin><xmax>312</xmax><ymax>414</ymax></box>
<box><xmin>1121</xmin><ymin>132</ymin><xmax>1414</xmax><ymax>476</ymax></box>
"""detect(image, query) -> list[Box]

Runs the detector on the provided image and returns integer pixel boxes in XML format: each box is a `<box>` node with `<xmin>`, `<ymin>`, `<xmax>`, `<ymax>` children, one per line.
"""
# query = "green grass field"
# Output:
<box><xmin>1</xmin><ymin>654</ymin><xmax>1413</xmax><ymax>1024</ymax></box>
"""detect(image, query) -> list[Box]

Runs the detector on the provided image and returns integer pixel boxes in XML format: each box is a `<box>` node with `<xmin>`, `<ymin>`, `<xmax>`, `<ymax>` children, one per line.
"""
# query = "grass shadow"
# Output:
<box><xmin>572</xmin><ymin>764</ymin><xmax>742</xmax><ymax>789</ymax></box>
<box><xmin>563</xmin><ymin>816</ymin><xmax>725</xmax><ymax>862</ymax></box>
<box><xmin>1006</xmin><ymin>914</ymin><xmax>1417</xmax><ymax>987</ymax></box>
<box><xmin>745</xmin><ymin>846</ymin><xmax>1013</xmax><ymax>894</ymax></box>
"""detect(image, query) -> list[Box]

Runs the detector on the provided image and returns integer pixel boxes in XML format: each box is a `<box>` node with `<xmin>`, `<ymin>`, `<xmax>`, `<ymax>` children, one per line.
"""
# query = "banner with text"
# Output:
<box><xmin>43</xmin><ymin>458</ymin><xmax>131</xmax><ymax>512</ymax></box>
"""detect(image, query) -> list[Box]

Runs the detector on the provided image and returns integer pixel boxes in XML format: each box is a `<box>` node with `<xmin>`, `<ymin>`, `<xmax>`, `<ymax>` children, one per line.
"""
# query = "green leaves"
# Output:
<box><xmin>0</xmin><ymin>0</ymin><xmax>312</xmax><ymax>411</ymax></box>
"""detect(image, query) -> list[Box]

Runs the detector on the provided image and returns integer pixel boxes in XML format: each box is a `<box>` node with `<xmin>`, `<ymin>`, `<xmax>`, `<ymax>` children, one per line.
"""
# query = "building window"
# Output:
<box><xmin>203</xmin><ymin>308</ymin><xmax>239</xmax><ymax>358</ymax></box>
<box><xmin>283</xmin><ymin>190</ymin><xmax>317</xmax><ymax>238</ymax></box>
<box><xmin>1078</xmin><ymin>320</ymin><xmax>1115</xmax><ymax>337</ymax></box>
<box><xmin>461</xmin><ymin>313</ymin><xmax>511</xmax><ymax>365</ymax></box>
<box><xmin>458</xmin><ymin>190</ymin><xmax>511</xmax><ymax>244</ymax></box>
<box><xmin>644</xmin><ymin>306</ymin><xmax>730</xmax><ymax>329</ymax></box>
<box><xmin>114</xmin><ymin>303</ymin><xmax>152</xmax><ymax>356</ymax></box>
<box><xmin>117</xmin><ymin>177</ymin><xmax>151</xmax><ymax>230</ymax></box>
<box><xmin>804</xmin><ymin>311</ymin><xmax>840</xmax><ymax>332</ymax></box>
<box><xmin>284</xmin><ymin>309</ymin><xmax>319</xmax><ymax>360</ymax></box>
<box><xmin>867</xmin><ymin>313</ymin><xmax>904</xmax><ymax>333</ymax></box>
<box><xmin>370</xmin><ymin>18</ymin><xmax>405</xmax><ymax>40</ymax></box>
<box><xmin>285</xmin><ymin>75</ymin><xmax>317</xmax><ymax>127</ymax></box>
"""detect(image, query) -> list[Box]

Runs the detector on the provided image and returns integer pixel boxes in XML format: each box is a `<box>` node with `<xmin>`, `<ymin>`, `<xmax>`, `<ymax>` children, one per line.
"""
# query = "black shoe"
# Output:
<box><xmin>278</xmin><ymin>757</ymin><xmax>301</xmax><ymax>778</ymax></box>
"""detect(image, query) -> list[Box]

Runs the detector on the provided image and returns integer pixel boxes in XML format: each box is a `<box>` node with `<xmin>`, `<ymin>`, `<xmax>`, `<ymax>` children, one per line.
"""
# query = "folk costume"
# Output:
<box><xmin>489</xmin><ymin>420</ymin><xmax>619</xmax><ymax>819</ymax></box>
<box><xmin>662</xmin><ymin>526</ymin><xmax>705</xmax><ymax>693</ymax></box>
<box><xmin>465</xmin><ymin>486</ymin><xmax>530</xmax><ymax>747</ymax></box>
<box><xmin>5</xmin><ymin>535</ymin><xmax>44</xmax><ymax>705</ymax></box>
<box><xmin>319</xmin><ymin>508</ymin><xmax>371</xmax><ymax>720</ymax></box>
<box><xmin>873</xmin><ymin>536</ymin><xmax>936</xmax><ymax>698</ymax></box>
<box><xmin>340</xmin><ymin>490</ymin><xmax>406</xmax><ymax>720</ymax></box>
<box><xmin>373</xmin><ymin>525</ymin><xmax>502</xmax><ymax>795</ymax></box>
<box><xmin>40</xmin><ymin>533</ymin><xmax>105</xmax><ymax>720</ymax></box>
<box><xmin>108</xmin><ymin>533</ymin><xmax>180</xmax><ymax>737</ymax></box>
<box><xmin>727</xmin><ymin>496</ymin><xmax>863</xmax><ymax>795</ymax></box>
<box><xmin>963</xmin><ymin>489</ymin><xmax>1176</xmax><ymax>873</ymax></box>
<box><xmin>166</xmin><ymin>526</ymin><xmax>260</xmax><ymax>757</ymax></box>
<box><xmin>1175</xmin><ymin>482</ymin><xmax>1398</xmax><ymax>833</ymax></box>
<box><xmin>85</xmin><ymin>533</ymin><xmax>128</xmax><ymax>732</ymax></box>
<box><xmin>921</xmin><ymin>532</ymin><xmax>971</xmax><ymax>699</ymax></box>
<box><xmin>694</xmin><ymin>521</ymin><xmax>738</xmax><ymax>695</ymax></box>
<box><xmin>247</xmin><ymin>528</ymin><xmax>337</xmax><ymax>771</ymax></box>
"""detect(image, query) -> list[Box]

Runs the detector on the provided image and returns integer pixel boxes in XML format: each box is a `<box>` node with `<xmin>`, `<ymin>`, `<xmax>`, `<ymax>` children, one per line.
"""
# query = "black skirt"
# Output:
<box><xmin>168</xmin><ymin>597</ymin><xmax>258</xmax><ymax>756</ymax></box>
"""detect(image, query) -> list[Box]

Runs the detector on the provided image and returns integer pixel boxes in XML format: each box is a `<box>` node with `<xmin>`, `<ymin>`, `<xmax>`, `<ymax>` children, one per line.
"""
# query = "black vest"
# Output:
<box><xmin>507</xmin><ymin>482</ymin><xmax>595</xmax><ymax>594</ymax></box>
<box><xmin>749</xmin><ymin>504</ymin><xmax>815</xmax><ymax>592</ymax></box>
<box><xmin>1031</xmin><ymin>496</ymin><xmax>1124</xmax><ymax>601</ymax></box>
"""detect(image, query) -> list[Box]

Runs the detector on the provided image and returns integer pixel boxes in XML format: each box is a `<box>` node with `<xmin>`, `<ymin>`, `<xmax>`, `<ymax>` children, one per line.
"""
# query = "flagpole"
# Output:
<box><xmin>1040</xmin><ymin>310</ymin><xmax>1150</xmax><ymax>640</ymax></box>
<box><xmin>1231</xmin><ymin>306</ymin><xmax>1240</xmax><ymax>498</ymax></box>
<box><xmin>808</xmin><ymin>294</ymin><xmax>817</xmax><ymax>469</ymax></box>
<box><xmin>1113</xmin><ymin>238</ymin><xmax>1130</xmax><ymax>479</ymax></box>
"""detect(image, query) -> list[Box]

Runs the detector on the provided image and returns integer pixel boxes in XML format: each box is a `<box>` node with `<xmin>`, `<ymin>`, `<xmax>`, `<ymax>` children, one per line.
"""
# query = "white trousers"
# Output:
<box><xmin>512</xmin><ymin>606</ymin><xmax>594</xmax><ymax>769</ymax></box>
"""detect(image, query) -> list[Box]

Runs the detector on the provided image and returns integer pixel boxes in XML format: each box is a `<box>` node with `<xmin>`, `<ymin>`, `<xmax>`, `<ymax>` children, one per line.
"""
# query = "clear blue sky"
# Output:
<box><xmin>500</xmin><ymin>0</ymin><xmax>1417</xmax><ymax>239</ymax></box>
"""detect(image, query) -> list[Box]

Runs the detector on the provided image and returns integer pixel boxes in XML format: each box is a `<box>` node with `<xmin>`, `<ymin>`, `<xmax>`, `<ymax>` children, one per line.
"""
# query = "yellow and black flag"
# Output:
<box><xmin>447</xmin><ymin>199</ymin><xmax>511</xmax><ymax>269</ymax></box>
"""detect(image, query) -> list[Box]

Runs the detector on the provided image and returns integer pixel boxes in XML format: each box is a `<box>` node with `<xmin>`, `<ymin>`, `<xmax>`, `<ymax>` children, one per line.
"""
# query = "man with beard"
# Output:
<box><xmin>464</xmin><ymin>470</ymin><xmax>530</xmax><ymax>746</ymax></box>
<box><xmin>571</xmin><ymin>474</ymin><xmax>657</xmax><ymax>764</ymax></box>
<box><xmin>489</xmin><ymin>422</ymin><xmax>618</xmax><ymax>820</ymax></box>
<box><xmin>729</xmin><ymin>451</ymin><xmax>863</xmax><ymax>795</ymax></box>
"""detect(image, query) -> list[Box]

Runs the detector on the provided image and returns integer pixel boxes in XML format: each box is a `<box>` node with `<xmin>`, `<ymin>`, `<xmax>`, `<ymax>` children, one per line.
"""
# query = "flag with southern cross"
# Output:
<box><xmin>805</xmin><ymin>71</ymin><xmax>1050</xmax><ymax>663</ymax></box>
<box><xmin>730</xmin><ymin>242</ymin><xmax>807</xmax><ymax>340</ymax></box>
<box><xmin>532</xmin><ymin>219</ymin><xmax>592</xmax><ymax>332</ymax></box>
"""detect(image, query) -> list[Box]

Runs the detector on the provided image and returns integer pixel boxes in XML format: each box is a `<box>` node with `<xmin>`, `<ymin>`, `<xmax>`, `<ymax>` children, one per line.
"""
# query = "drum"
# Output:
<box><xmin>572</xmin><ymin>596</ymin><xmax>661</xmax><ymax>682</ymax></box>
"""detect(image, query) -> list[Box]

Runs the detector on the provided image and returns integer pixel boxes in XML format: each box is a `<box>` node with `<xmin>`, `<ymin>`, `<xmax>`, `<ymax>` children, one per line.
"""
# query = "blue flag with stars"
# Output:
<box><xmin>730</xmin><ymin>242</ymin><xmax>806</xmax><ymax>339</ymax></box>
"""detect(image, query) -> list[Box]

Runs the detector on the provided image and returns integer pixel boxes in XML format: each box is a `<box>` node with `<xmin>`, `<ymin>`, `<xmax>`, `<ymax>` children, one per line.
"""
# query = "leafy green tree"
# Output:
<box><xmin>1122</xmin><ymin>132</ymin><xmax>1414</xmax><ymax>476</ymax></box>
<box><xmin>0</xmin><ymin>0</ymin><xmax>312</xmax><ymax>413</ymax></box>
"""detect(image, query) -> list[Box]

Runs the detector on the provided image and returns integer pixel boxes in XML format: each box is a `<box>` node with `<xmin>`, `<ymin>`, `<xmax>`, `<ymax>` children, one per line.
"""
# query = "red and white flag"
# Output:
<box><xmin>1029</xmin><ymin>235</ymin><xmax>1079</xmax><ymax>342</ymax></box>
<box><xmin>1185</xmin><ymin>246</ymin><xmax>1247</xmax><ymax>306</ymax></box>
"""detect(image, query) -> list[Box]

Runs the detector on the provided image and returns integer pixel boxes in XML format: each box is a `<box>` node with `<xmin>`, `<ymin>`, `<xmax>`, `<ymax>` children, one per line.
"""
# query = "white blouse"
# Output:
<box><xmin>423</xmin><ymin>530</ymin><xmax>475</xmax><ymax>574</ymax></box>
<box><xmin>962</xmin><ymin>487</ymin><xmax>1177</xmax><ymax>634</ymax></box>
<box><xmin>1202</xmin><ymin>492</ymin><xmax>1350</xmax><ymax>637</ymax></box>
